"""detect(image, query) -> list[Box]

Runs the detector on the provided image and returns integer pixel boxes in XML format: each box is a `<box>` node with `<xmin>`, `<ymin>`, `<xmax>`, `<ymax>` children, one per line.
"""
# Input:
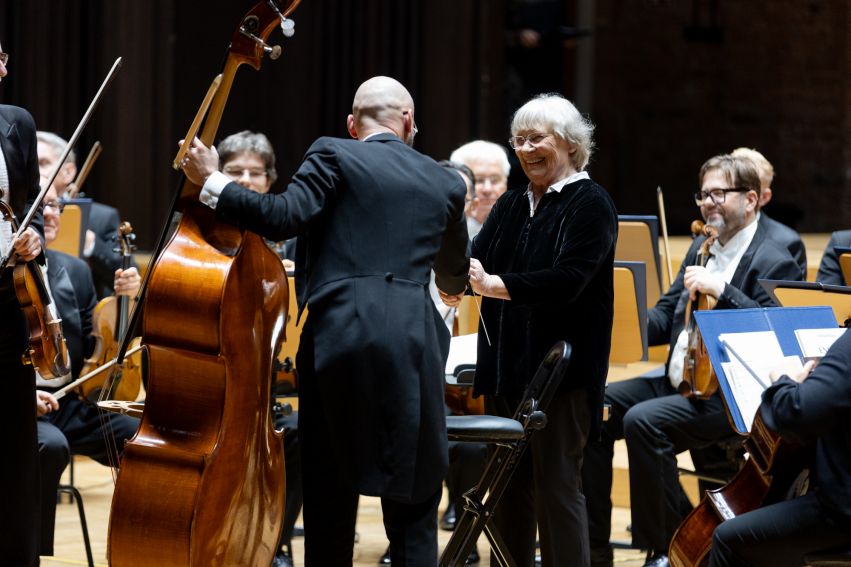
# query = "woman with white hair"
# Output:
<box><xmin>466</xmin><ymin>93</ymin><xmax>618</xmax><ymax>566</ymax></box>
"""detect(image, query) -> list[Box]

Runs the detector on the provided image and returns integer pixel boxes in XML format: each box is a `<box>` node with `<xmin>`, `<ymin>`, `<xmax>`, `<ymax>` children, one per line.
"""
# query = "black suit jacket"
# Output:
<box><xmin>648</xmin><ymin>220</ymin><xmax>804</xmax><ymax>368</ymax></box>
<box><xmin>45</xmin><ymin>249</ymin><xmax>97</xmax><ymax>380</ymax></box>
<box><xmin>759</xmin><ymin>212</ymin><xmax>806</xmax><ymax>280</ymax></box>
<box><xmin>816</xmin><ymin>229</ymin><xmax>851</xmax><ymax>286</ymax></box>
<box><xmin>216</xmin><ymin>133</ymin><xmax>470</xmax><ymax>502</ymax></box>
<box><xmin>0</xmin><ymin>105</ymin><xmax>42</xmax><ymax>239</ymax></box>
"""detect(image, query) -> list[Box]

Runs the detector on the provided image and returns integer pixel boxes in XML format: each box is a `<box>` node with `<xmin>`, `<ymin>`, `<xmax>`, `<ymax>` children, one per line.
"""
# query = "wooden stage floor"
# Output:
<box><xmin>43</xmin><ymin>457</ymin><xmax>648</xmax><ymax>566</ymax></box>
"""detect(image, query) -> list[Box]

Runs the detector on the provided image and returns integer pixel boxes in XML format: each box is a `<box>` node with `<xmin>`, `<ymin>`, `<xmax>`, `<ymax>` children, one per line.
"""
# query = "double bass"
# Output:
<box><xmin>108</xmin><ymin>2</ymin><xmax>299</xmax><ymax>565</ymax></box>
<box><xmin>680</xmin><ymin>220</ymin><xmax>720</xmax><ymax>399</ymax></box>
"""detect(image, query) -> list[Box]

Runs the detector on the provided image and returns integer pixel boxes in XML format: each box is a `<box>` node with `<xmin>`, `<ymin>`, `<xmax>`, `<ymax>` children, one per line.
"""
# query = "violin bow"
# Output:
<box><xmin>657</xmin><ymin>186</ymin><xmax>674</xmax><ymax>287</ymax></box>
<box><xmin>67</xmin><ymin>141</ymin><xmax>103</xmax><ymax>199</ymax></box>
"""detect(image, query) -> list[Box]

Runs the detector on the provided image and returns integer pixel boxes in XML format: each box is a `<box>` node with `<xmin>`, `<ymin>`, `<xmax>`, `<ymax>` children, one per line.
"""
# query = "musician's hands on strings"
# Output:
<box><xmin>468</xmin><ymin>258</ymin><xmax>510</xmax><ymax>300</ymax></box>
<box><xmin>684</xmin><ymin>265</ymin><xmax>724</xmax><ymax>301</ymax></box>
<box><xmin>769</xmin><ymin>358</ymin><xmax>816</xmax><ymax>384</ymax></box>
<box><xmin>114</xmin><ymin>267</ymin><xmax>141</xmax><ymax>297</ymax></box>
<box><xmin>11</xmin><ymin>226</ymin><xmax>42</xmax><ymax>261</ymax></box>
<box><xmin>35</xmin><ymin>390</ymin><xmax>59</xmax><ymax>417</ymax></box>
<box><xmin>179</xmin><ymin>137</ymin><xmax>220</xmax><ymax>187</ymax></box>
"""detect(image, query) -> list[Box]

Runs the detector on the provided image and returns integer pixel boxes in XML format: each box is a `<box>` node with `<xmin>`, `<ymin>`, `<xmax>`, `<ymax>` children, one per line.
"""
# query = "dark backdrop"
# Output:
<box><xmin>1</xmin><ymin>0</ymin><xmax>849</xmax><ymax>249</ymax></box>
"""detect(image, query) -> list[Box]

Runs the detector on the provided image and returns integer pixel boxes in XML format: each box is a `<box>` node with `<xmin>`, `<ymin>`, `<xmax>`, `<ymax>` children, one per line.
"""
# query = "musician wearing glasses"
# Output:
<box><xmin>37</xmin><ymin>131</ymin><xmax>133</xmax><ymax>298</ymax></box>
<box><xmin>0</xmin><ymin>41</ymin><xmax>47</xmax><ymax>566</ymax></box>
<box><xmin>449</xmin><ymin>93</ymin><xmax>618</xmax><ymax>566</ymax></box>
<box><xmin>448</xmin><ymin>140</ymin><xmax>511</xmax><ymax>240</ymax></box>
<box><xmin>581</xmin><ymin>154</ymin><xmax>803</xmax><ymax>567</ymax></box>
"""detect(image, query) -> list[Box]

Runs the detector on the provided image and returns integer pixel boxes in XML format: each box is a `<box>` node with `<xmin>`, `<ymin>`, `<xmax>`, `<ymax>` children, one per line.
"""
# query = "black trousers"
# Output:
<box><xmin>709</xmin><ymin>493</ymin><xmax>851</xmax><ymax>566</ymax></box>
<box><xmin>37</xmin><ymin>396</ymin><xmax>139</xmax><ymax>555</ymax></box>
<box><xmin>0</xmin><ymin>292</ymin><xmax>40</xmax><ymax>566</ymax></box>
<box><xmin>487</xmin><ymin>388</ymin><xmax>591</xmax><ymax>567</ymax></box>
<box><xmin>583</xmin><ymin>375</ymin><xmax>733</xmax><ymax>552</ymax></box>
<box><xmin>275</xmin><ymin>409</ymin><xmax>303</xmax><ymax>552</ymax></box>
<box><xmin>298</xmin><ymin>337</ymin><xmax>441</xmax><ymax>567</ymax></box>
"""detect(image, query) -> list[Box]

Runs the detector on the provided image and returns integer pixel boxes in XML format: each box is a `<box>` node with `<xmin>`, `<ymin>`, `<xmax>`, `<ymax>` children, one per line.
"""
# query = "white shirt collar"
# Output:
<box><xmin>524</xmin><ymin>171</ymin><xmax>590</xmax><ymax>216</ymax></box>
<box><xmin>705</xmin><ymin>214</ymin><xmax>759</xmax><ymax>282</ymax></box>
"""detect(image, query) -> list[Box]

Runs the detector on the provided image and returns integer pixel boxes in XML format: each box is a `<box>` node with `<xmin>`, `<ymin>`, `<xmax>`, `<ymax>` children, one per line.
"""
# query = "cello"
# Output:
<box><xmin>668</xmin><ymin>409</ymin><xmax>805</xmax><ymax>567</ymax></box>
<box><xmin>107</xmin><ymin>2</ymin><xmax>299</xmax><ymax>565</ymax></box>
<box><xmin>78</xmin><ymin>221</ymin><xmax>142</xmax><ymax>402</ymax></box>
<box><xmin>680</xmin><ymin>220</ymin><xmax>720</xmax><ymax>399</ymax></box>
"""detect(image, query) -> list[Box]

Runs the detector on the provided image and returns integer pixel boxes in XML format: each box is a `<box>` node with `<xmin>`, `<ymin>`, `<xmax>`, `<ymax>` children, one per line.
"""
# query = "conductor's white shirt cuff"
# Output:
<box><xmin>199</xmin><ymin>171</ymin><xmax>230</xmax><ymax>209</ymax></box>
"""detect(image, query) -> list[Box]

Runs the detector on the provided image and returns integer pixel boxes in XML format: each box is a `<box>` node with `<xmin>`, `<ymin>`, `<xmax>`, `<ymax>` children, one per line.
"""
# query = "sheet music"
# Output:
<box><xmin>795</xmin><ymin>327</ymin><xmax>846</xmax><ymax>360</ymax></box>
<box><xmin>718</xmin><ymin>330</ymin><xmax>803</xmax><ymax>431</ymax></box>
<box><xmin>446</xmin><ymin>333</ymin><xmax>478</xmax><ymax>376</ymax></box>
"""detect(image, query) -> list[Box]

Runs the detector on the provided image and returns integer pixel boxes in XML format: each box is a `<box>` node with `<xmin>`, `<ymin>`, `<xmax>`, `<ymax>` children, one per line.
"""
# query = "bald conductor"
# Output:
<box><xmin>182</xmin><ymin>76</ymin><xmax>470</xmax><ymax>566</ymax></box>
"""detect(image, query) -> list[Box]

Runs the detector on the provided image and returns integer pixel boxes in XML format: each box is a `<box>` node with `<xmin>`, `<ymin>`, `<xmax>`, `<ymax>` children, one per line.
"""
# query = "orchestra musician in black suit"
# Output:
<box><xmin>582</xmin><ymin>154</ymin><xmax>804</xmax><ymax>567</ymax></box>
<box><xmin>731</xmin><ymin>147</ymin><xmax>807</xmax><ymax>279</ymax></box>
<box><xmin>181</xmin><ymin>76</ymin><xmax>470</xmax><ymax>567</ymax></box>
<box><xmin>37</xmin><ymin>131</ymin><xmax>133</xmax><ymax>298</ymax></box>
<box><xmin>35</xmin><ymin>185</ymin><xmax>140</xmax><ymax>556</ymax></box>
<box><xmin>0</xmin><ymin>43</ymin><xmax>47</xmax><ymax>566</ymax></box>
<box><xmin>816</xmin><ymin>229</ymin><xmax>851</xmax><ymax>286</ymax></box>
<box><xmin>708</xmin><ymin>328</ymin><xmax>851</xmax><ymax>566</ymax></box>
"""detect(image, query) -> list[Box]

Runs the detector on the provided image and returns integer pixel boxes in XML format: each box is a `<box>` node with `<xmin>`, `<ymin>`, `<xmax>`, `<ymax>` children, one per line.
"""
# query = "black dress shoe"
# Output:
<box><xmin>643</xmin><ymin>550</ymin><xmax>670</xmax><ymax>567</ymax></box>
<box><xmin>440</xmin><ymin>501</ymin><xmax>457</xmax><ymax>531</ymax></box>
<box><xmin>379</xmin><ymin>546</ymin><xmax>392</xmax><ymax>565</ymax></box>
<box><xmin>465</xmin><ymin>548</ymin><xmax>480</xmax><ymax>565</ymax></box>
<box><xmin>272</xmin><ymin>549</ymin><xmax>294</xmax><ymax>567</ymax></box>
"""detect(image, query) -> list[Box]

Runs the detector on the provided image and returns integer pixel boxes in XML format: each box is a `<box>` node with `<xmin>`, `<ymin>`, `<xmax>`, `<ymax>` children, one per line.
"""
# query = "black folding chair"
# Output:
<box><xmin>440</xmin><ymin>341</ymin><xmax>572</xmax><ymax>567</ymax></box>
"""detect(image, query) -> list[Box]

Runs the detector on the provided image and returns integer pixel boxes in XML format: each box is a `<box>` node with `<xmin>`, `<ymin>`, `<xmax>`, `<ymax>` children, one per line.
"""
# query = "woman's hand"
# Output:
<box><xmin>468</xmin><ymin>258</ymin><xmax>510</xmax><ymax>300</ymax></box>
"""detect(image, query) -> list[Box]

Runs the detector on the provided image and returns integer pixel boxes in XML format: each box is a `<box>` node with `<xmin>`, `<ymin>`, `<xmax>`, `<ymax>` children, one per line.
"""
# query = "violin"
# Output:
<box><xmin>669</xmin><ymin>409</ymin><xmax>806</xmax><ymax>566</ymax></box>
<box><xmin>78</xmin><ymin>221</ymin><xmax>142</xmax><ymax>402</ymax></box>
<box><xmin>680</xmin><ymin>220</ymin><xmax>720</xmax><ymax>399</ymax></box>
<box><xmin>1</xmin><ymin>201</ymin><xmax>71</xmax><ymax>379</ymax></box>
<box><xmin>108</xmin><ymin>3</ymin><xmax>299</xmax><ymax>565</ymax></box>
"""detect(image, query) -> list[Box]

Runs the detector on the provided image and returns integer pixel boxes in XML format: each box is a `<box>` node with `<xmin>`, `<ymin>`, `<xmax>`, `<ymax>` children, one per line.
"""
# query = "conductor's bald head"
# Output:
<box><xmin>347</xmin><ymin>76</ymin><xmax>418</xmax><ymax>146</ymax></box>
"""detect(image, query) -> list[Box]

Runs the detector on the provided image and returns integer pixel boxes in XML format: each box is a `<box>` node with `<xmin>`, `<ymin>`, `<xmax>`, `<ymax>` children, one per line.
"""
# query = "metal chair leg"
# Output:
<box><xmin>57</xmin><ymin>484</ymin><xmax>95</xmax><ymax>567</ymax></box>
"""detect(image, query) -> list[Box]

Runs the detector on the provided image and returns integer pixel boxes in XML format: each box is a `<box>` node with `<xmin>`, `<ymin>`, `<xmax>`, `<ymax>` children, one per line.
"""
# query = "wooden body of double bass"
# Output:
<box><xmin>108</xmin><ymin>203</ymin><xmax>288</xmax><ymax>566</ymax></box>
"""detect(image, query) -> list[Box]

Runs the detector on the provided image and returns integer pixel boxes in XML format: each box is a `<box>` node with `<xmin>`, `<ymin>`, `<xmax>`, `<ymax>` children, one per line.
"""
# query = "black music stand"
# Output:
<box><xmin>439</xmin><ymin>342</ymin><xmax>571</xmax><ymax>567</ymax></box>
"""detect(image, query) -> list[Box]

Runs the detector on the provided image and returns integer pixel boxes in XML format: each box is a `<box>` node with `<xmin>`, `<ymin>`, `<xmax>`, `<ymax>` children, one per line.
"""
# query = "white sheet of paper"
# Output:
<box><xmin>795</xmin><ymin>328</ymin><xmax>846</xmax><ymax>359</ymax></box>
<box><xmin>445</xmin><ymin>333</ymin><xmax>478</xmax><ymax>376</ymax></box>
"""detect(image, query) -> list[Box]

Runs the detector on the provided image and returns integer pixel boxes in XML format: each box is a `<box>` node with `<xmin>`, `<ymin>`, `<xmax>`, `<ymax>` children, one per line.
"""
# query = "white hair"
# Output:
<box><xmin>511</xmin><ymin>93</ymin><xmax>595</xmax><ymax>171</ymax></box>
<box><xmin>449</xmin><ymin>140</ymin><xmax>510</xmax><ymax>178</ymax></box>
<box><xmin>36</xmin><ymin>131</ymin><xmax>76</xmax><ymax>165</ymax></box>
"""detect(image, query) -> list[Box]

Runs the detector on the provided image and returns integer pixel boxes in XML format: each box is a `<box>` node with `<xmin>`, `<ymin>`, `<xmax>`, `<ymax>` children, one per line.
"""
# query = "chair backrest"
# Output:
<box><xmin>611</xmin><ymin>261</ymin><xmax>649</xmax><ymax>363</ymax></box>
<box><xmin>616</xmin><ymin>215</ymin><xmax>665</xmax><ymax>304</ymax></box>
<box><xmin>48</xmin><ymin>204</ymin><xmax>84</xmax><ymax>256</ymax></box>
<box><xmin>513</xmin><ymin>341</ymin><xmax>571</xmax><ymax>420</ymax></box>
<box><xmin>455</xmin><ymin>295</ymin><xmax>480</xmax><ymax>336</ymax></box>
<box><xmin>841</xmin><ymin>253</ymin><xmax>851</xmax><ymax>287</ymax></box>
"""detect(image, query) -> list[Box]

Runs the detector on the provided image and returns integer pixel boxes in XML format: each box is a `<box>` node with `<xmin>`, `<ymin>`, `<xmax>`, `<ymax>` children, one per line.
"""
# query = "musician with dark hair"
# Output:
<box><xmin>582</xmin><ymin>154</ymin><xmax>803</xmax><ymax>567</ymax></box>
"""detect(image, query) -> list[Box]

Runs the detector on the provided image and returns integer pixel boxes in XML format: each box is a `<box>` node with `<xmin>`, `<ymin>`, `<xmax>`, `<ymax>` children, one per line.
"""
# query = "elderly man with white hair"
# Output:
<box><xmin>449</xmin><ymin>140</ymin><xmax>510</xmax><ymax>239</ymax></box>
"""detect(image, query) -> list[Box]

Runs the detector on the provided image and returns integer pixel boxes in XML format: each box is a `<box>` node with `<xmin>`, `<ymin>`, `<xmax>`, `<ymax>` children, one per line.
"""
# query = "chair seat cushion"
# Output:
<box><xmin>446</xmin><ymin>415</ymin><xmax>524</xmax><ymax>443</ymax></box>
